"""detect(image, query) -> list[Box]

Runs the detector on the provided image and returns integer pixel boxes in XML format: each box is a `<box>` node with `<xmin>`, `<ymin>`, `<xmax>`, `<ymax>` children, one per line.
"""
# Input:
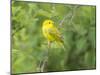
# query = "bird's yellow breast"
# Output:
<box><xmin>42</xmin><ymin>24</ymin><xmax>55</xmax><ymax>41</ymax></box>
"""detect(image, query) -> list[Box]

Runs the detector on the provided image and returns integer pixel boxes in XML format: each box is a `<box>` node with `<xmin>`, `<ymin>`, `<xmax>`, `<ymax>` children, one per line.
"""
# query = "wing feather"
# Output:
<box><xmin>47</xmin><ymin>27</ymin><xmax>63</xmax><ymax>42</ymax></box>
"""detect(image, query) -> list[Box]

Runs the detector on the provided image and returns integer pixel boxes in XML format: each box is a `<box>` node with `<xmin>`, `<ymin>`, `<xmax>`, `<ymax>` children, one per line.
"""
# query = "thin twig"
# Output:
<box><xmin>52</xmin><ymin>4</ymin><xmax>56</xmax><ymax>12</ymax></box>
<box><xmin>12</xmin><ymin>25</ymin><xmax>24</xmax><ymax>36</ymax></box>
<box><xmin>59</xmin><ymin>5</ymin><xmax>80</xmax><ymax>27</ymax></box>
<box><xmin>39</xmin><ymin>45</ymin><xmax>49</xmax><ymax>72</ymax></box>
<box><xmin>39</xmin><ymin>56</ymin><xmax>48</xmax><ymax>72</ymax></box>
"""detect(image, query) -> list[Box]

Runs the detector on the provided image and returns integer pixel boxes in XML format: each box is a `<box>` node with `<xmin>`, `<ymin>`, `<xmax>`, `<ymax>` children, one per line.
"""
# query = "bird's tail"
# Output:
<box><xmin>56</xmin><ymin>41</ymin><xmax>66</xmax><ymax>51</ymax></box>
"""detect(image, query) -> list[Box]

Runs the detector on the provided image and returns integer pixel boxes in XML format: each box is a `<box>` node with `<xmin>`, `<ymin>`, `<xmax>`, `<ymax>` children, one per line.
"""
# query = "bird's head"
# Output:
<box><xmin>43</xmin><ymin>20</ymin><xmax>54</xmax><ymax>26</ymax></box>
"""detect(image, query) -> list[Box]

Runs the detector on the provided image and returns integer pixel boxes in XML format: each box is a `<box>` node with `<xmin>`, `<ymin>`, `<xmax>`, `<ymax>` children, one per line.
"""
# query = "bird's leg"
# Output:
<box><xmin>48</xmin><ymin>41</ymin><xmax>51</xmax><ymax>48</ymax></box>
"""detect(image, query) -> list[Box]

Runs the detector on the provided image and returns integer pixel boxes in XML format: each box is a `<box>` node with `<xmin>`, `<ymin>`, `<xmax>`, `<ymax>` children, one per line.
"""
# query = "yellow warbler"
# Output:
<box><xmin>42</xmin><ymin>19</ymin><xmax>65</xmax><ymax>49</ymax></box>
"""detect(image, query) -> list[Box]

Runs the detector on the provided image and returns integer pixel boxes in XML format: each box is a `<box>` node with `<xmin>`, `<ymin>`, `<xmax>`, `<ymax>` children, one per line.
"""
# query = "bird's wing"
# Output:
<box><xmin>48</xmin><ymin>27</ymin><xmax>63</xmax><ymax>42</ymax></box>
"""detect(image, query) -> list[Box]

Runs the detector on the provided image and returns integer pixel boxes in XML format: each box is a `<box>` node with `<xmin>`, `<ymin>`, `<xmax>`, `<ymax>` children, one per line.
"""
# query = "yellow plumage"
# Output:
<box><xmin>42</xmin><ymin>19</ymin><xmax>64</xmax><ymax>48</ymax></box>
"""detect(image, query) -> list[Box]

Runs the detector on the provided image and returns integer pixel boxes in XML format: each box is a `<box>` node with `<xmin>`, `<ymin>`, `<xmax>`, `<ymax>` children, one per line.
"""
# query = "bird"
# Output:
<box><xmin>42</xmin><ymin>19</ymin><xmax>65</xmax><ymax>49</ymax></box>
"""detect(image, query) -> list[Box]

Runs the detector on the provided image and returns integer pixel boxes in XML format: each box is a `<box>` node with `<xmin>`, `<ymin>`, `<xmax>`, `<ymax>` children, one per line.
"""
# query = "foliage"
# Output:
<box><xmin>12</xmin><ymin>1</ymin><xmax>96</xmax><ymax>74</ymax></box>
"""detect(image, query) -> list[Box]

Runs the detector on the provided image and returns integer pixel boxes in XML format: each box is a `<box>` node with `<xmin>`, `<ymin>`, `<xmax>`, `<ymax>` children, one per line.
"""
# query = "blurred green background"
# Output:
<box><xmin>11</xmin><ymin>1</ymin><xmax>96</xmax><ymax>74</ymax></box>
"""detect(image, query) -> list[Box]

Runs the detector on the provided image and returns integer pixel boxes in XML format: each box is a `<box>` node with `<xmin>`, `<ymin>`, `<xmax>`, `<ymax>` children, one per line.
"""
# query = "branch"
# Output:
<box><xmin>39</xmin><ymin>56</ymin><xmax>48</xmax><ymax>72</ymax></box>
<box><xmin>39</xmin><ymin>47</ymin><xmax>49</xmax><ymax>72</ymax></box>
<box><xmin>59</xmin><ymin>5</ymin><xmax>80</xmax><ymax>27</ymax></box>
<box><xmin>12</xmin><ymin>25</ymin><xmax>24</xmax><ymax>36</ymax></box>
